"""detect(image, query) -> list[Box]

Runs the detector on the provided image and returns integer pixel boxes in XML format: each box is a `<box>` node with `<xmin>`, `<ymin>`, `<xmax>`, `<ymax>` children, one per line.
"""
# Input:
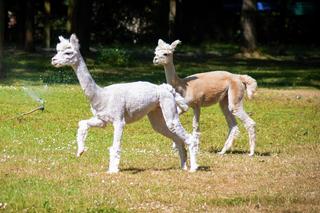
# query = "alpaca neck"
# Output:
<box><xmin>72</xmin><ymin>56</ymin><xmax>100</xmax><ymax>101</ymax></box>
<box><xmin>164</xmin><ymin>62</ymin><xmax>181</xmax><ymax>87</ymax></box>
<box><xmin>164</xmin><ymin>63</ymin><xmax>183</xmax><ymax>89</ymax></box>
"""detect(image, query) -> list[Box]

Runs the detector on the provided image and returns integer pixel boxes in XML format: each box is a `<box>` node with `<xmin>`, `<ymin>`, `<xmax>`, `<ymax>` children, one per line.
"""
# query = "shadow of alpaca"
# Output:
<box><xmin>197</xmin><ymin>166</ymin><xmax>211</xmax><ymax>171</ymax></box>
<box><xmin>208</xmin><ymin>148</ymin><xmax>272</xmax><ymax>157</ymax></box>
<box><xmin>121</xmin><ymin>167</ymin><xmax>176</xmax><ymax>174</ymax></box>
<box><xmin>121</xmin><ymin>165</ymin><xmax>212</xmax><ymax>174</ymax></box>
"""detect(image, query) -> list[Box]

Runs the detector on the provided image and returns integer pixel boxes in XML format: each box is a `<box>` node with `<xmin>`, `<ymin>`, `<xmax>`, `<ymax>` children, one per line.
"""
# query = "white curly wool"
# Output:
<box><xmin>154</xmin><ymin>39</ymin><xmax>257</xmax><ymax>156</ymax></box>
<box><xmin>51</xmin><ymin>34</ymin><xmax>198</xmax><ymax>173</ymax></box>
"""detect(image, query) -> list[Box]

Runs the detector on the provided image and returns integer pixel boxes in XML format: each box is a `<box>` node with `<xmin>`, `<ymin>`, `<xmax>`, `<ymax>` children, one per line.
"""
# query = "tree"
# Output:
<box><xmin>241</xmin><ymin>0</ymin><xmax>257</xmax><ymax>53</ymax></box>
<box><xmin>44</xmin><ymin>0</ymin><xmax>51</xmax><ymax>49</ymax></box>
<box><xmin>67</xmin><ymin>0</ymin><xmax>92</xmax><ymax>54</ymax></box>
<box><xmin>25</xmin><ymin>0</ymin><xmax>35</xmax><ymax>51</ymax></box>
<box><xmin>0</xmin><ymin>0</ymin><xmax>5</xmax><ymax>78</ymax></box>
<box><xmin>168</xmin><ymin>0</ymin><xmax>176</xmax><ymax>40</ymax></box>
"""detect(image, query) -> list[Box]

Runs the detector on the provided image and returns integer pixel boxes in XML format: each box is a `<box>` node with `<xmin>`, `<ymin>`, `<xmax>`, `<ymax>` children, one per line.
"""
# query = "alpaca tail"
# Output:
<box><xmin>160</xmin><ymin>84</ymin><xmax>189</xmax><ymax>112</ymax></box>
<box><xmin>240</xmin><ymin>75</ymin><xmax>257</xmax><ymax>99</ymax></box>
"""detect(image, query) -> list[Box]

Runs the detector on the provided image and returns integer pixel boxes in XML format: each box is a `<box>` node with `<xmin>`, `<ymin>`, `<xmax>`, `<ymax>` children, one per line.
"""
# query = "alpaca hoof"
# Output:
<box><xmin>189</xmin><ymin>164</ymin><xmax>198</xmax><ymax>172</ymax></box>
<box><xmin>217</xmin><ymin>151</ymin><xmax>225</xmax><ymax>155</ymax></box>
<box><xmin>248</xmin><ymin>152</ymin><xmax>254</xmax><ymax>157</ymax></box>
<box><xmin>181</xmin><ymin>165</ymin><xmax>188</xmax><ymax>171</ymax></box>
<box><xmin>189</xmin><ymin>168</ymin><xmax>197</xmax><ymax>173</ymax></box>
<box><xmin>107</xmin><ymin>169</ymin><xmax>119</xmax><ymax>174</ymax></box>
<box><xmin>76</xmin><ymin>149</ymin><xmax>85</xmax><ymax>157</ymax></box>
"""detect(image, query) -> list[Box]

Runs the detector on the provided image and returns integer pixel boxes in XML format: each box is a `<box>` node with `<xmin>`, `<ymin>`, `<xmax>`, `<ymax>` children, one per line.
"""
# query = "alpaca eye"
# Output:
<box><xmin>65</xmin><ymin>52</ymin><xmax>73</xmax><ymax>55</ymax></box>
<box><xmin>163</xmin><ymin>53</ymin><xmax>168</xmax><ymax>56</ymax></box>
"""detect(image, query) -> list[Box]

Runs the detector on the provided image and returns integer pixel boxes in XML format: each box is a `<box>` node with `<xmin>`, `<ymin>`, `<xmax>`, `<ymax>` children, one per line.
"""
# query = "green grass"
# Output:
<box><xmin>0</xmin><ymin>45</ymin><xmax>319</xmax><ymax>211</ymax></box>
<box><xmin>0</xmin><ymin>86</ymin><xmax>319</xmax><ymax>212</ymax></box>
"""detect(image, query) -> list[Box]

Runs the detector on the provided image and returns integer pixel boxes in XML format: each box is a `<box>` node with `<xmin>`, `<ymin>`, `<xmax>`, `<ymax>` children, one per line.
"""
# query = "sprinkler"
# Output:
<box><xmin>18</xmin><ymin>98</ymin><xmax>45</xmax><ymax>116</ymax></box>
<box><xmin>2</xmin><ymin>98</ymin><xmax>45</xmax><ymax>122</ymax></box>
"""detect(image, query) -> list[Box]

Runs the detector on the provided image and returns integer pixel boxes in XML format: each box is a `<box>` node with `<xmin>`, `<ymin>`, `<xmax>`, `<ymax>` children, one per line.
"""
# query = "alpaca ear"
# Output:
<box><xmin>170</xmin><ymin>40</ymin><xmax>181</xmax><ymax>50</ymax></box>
<box><xmin>70</xmin><ymin>34</ymin><xmax>80</xmax><ymax>49</ymax></box>
<box><xmin>58</xmin><ymin>36</ymin><xmax>65</xmax><ymax>42</ymax></box>
<box><xmin>158</xmin><ymin>39</ymin><xmax>166</xmax><ymax>47</ymax></box>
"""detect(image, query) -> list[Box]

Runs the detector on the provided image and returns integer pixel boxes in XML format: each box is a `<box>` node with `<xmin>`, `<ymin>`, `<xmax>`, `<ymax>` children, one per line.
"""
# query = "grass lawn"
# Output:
<box><xmin>0</xmin><ymin>44</ymin><xmax>319</xmax><ymax>212</ymax></box>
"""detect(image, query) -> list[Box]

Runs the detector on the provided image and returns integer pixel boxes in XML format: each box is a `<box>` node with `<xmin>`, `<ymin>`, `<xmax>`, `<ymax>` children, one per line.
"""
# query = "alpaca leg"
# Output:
<box><xmin>192</xmin><ymin>106</ymin><xmax>201</xmax><ymax>141</ymax></box>
<box><xmin>175</xmin><ymin>142</ymin><xmax>188</xmax><ymax>170</ymax></box>
<box><xmin>108</xmin><ymin>120</ymin><xmax>125</xmax><ymax>173</ymax></box>
<box><xmin>158</xmin><ymin>93</ymin><xmax>198</xmax><ymax>172</ymax></box>
<box><xmin>148</xmin><ymin>108</ymin><xmax>187</xmax><ymax>170</ymax></box>
<box><xmin>228</xmin><ymin>80</ymin><xmax>256</xmax><ymax>156</ymax></box>
<box><xmin>171</xmin><ymin>103</ymin><xmax>190</xmax><ymax>151</ymax></box>
<box><xmin>232</xmin><ymin>105</ymin><xmax>256</xmax><ymax>156</ymax></box>
<box><xmin>76</xmin><ymin>117</ymin><xmax>106</xmax><ymax>157</ymax></box>
<box><xmin>218</xmin><ymin>97</ymin><xmax>240</xmax><ymax>155</ymax></box>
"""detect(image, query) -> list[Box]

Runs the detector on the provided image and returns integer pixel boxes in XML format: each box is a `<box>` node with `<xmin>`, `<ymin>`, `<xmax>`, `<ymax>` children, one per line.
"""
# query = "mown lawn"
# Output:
<box><xmin>0</xmin><ymin>45</ymin><xmax>319</xmax><ymax>212</ymax></box>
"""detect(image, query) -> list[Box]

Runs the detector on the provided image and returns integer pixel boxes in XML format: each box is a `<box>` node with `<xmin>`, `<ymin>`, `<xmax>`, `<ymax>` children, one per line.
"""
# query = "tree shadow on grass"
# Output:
<box><xmin>176</xmin><ymin>55</ymin><xmax>320</xmax><ymax>89</ymax></box>
<box><xmin>2</xmin><ymin>48</ymin><xmax>320</xmax><ymax>89</ymax></box>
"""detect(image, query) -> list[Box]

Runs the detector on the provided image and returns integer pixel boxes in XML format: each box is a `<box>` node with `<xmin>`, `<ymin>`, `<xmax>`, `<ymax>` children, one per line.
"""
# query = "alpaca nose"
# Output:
<box><xmin>153</xmin><ymin>57</ymin><xmax>158</xmax><ymax>64</ymax></box>
<box><xmin>51</xmin><ymin>57</ymin><xmax>57</xmax><ymax>63</ymax></box>
<box><xmin>51</xmin><ymin>57</ymin><xmax>58</xmax><ymax>65</ymax></box>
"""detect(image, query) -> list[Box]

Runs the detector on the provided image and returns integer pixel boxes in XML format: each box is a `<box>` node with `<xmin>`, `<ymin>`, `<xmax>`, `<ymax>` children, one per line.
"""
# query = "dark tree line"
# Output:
<box><xmin>1</xmin><ymin>0</ymin><xmax>319</xmax><ymax>58</ymax></box>
<box><xmin>0</xmin><ymin>0</ymin><xmax>4</xmax><ymax>78</ymax></box>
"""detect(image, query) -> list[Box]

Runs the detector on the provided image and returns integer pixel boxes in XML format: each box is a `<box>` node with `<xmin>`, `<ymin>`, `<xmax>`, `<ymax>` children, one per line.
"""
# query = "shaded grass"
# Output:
<box><xmin>1</xmin><ymin>43</ymin><xmax>320</xmax><ymax>88</ymax></box>
<box><xmin>0</xmin><ymin>86</ymin><xmax>319</xmax><ymax>212</ymax></box>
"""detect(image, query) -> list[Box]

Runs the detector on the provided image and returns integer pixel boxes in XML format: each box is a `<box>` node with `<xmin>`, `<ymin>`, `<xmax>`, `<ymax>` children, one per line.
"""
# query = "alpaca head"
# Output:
<box><xmin>153</xmin><ymin>39</ymin><xmax>181</xmax><ymax>65</ymax></box>
<box><xmin>51</xmin><ymin>34</ymin><xmax>81</xmax><ymax>68</ymax></box>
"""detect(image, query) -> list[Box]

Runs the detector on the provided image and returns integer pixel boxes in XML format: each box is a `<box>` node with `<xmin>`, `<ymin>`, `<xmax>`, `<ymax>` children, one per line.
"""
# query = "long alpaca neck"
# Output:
<box><xmin>164</xmin><ymin>62</ymin><xmax>180</xmax><ymax>86</ymax></box>
<box><xmin>164</xmin><ymin>61</ymin><xmax>185</xmax><ymax>94</ymax></box>
<box><xmin>72</xmin><ymin>56</ymin><xmax>100</xmax><ymax>101</ymax></box>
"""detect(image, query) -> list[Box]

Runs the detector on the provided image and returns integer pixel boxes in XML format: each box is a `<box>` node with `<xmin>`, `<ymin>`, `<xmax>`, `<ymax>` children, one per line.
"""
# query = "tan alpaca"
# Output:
<box><xmin>153</xmin><ymin>39</ymin><xmax>257</xmax><ymax>156</ymax></box>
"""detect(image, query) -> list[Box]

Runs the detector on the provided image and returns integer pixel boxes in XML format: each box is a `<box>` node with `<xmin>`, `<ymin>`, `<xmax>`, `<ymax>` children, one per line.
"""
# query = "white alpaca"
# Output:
<box><xmin>51</xmin><ymin>34</ymin><xmax>198</xmax><ymax>173</ymax></box>
<box><xmin>153</xmin><ymin>39</ymin><xmax>257</xmax><ymax>156</ymax></box>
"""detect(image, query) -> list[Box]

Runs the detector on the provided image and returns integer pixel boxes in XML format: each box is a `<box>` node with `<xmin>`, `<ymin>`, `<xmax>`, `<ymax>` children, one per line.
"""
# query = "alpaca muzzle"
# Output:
<box><xmin>153</xmin><ymin>57</ymin><xmax>159</xmax><ymax>65</ymax></box>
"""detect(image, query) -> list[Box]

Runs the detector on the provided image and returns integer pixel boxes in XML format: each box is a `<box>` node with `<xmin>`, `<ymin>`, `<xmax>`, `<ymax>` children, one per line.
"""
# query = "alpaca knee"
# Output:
<box><xmin>245</xmin><ymin>119</ymin><xmax>255</xmax><ymax>130</ymax></box>
<box><xmin>186</xmin><ymin>134</ymin><xmax>199</xmax><ymax>154</ymax></box>
<box><xmin>192</xmin><ymin>131</ymin><xmax>201</xmax><ymax>141</ymax></box>
<box><xmin>166</xmin><ymin>121</ymin><xmax>176</xmax><ymax>132</ymax></box>
<box><xmin>232</xmin><ymin>126</ymin><xmax>240</xmax><ymax>138</ymax></box>
<box><xmin>78</xmin><ymin>120</ymin><xmax>89</xmax><ymax>131</ymax></box>
<box><xmin>166</xmin><ymin>120</ymin><xmax>182</xmax><ymax>133</ymax></box>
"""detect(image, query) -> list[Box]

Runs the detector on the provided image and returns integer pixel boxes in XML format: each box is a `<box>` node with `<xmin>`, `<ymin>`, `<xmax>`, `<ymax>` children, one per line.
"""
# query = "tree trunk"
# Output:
<box><xmin>168</xmin><ymin>0</ymin><xmax>176</xmax><ymax>40</ymax></box>
<box><xmin>67</xmin><ymin>0</ymin><xmax>92</xmax><ymax>54</ymax></box>
<box><xmin>25</xmin><ymin>0</ymin><xmax>35</xmax><ymax>52</ymax></box>
<box><xmin>0</xmin><ymin>0</ymin><xmax>5</xmax><ymax>78</ymax></box>
<box><xmin>44</xmin><ymin>0</ymin><xmax>51</xmax><ymax>49</ymax></box>
<box><xmin>67</xmin><ymin>0</ymin><xmax>74</xmax><ymax>33</ymax></box>
<box><xmin>241</xmin><ymin>0</ymin><xmax>257</xmax><ymax>53</ymax></box>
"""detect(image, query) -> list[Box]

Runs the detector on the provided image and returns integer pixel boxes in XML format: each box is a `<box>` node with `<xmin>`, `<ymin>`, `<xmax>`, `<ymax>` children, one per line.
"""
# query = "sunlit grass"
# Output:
<box><xmin>0</xmin><ymin>85</ymin><xmax>319</xmax><ymax>212</ymax></box>
<box><xmin>0</xmin><ymin>45</ymin><xmax>319</xmax><ymax>211</ymax></box>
